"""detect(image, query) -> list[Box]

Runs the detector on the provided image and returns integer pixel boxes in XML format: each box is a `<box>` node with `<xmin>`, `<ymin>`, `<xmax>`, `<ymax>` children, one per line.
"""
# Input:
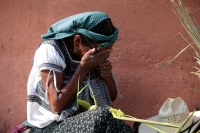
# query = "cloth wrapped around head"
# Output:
<box><xmin>41</xmin><ymin>11</ymin><xmax>119</xmax><ymax>49</ymax></box>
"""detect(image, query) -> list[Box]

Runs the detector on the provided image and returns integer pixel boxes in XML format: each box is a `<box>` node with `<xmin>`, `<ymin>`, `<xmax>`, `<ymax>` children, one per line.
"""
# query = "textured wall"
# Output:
<box><xmin>0</xmin><ymin>0</ymin><xmax>200</xmax><ymax>132</ymax></box>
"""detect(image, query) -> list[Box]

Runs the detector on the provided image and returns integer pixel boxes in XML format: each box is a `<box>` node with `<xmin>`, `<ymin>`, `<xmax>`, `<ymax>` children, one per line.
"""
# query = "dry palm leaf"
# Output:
<box><xmin>170</xmin><ymin>0</ymin><xmax>200</xmax><ymax>49</ymax></box>
<box><xmin>164</xmin><ymin>0</ymin><xmax>199</xmax><ymax>65</ymax></box>
<box><xmin>170</xmin><ymin>0</ymin><xmax>200</xmax><ymax>93</ymax></box>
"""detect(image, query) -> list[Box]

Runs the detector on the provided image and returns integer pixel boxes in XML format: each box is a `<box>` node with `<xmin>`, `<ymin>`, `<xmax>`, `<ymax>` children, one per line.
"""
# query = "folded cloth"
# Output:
<box><xmin>11</xmin><ymin>124</ymin><xmax>28</xmax><ymax>133</ymax></box>
<box><xmin>41</xmin><ymin>11</ymin><xmax>119</xmax><ymax>49</ymax></box>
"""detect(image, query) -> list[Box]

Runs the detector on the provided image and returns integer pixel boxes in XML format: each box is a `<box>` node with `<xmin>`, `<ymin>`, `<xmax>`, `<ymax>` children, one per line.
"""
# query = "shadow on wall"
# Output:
<box><xmin>0</xmin><ymin>119</ymin><xmax>10</xmax><ymax>133</ymax></box>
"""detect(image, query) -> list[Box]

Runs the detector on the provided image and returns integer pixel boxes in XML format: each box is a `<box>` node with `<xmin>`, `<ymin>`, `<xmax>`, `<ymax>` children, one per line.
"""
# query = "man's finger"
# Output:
<box><xmin>86</xmin><ymin>48</ymin><xmax>96</xmax><ymax>55</ymax></box>
<box><xmin>94</xmin><ymin>49</ymin><xmax>111</xmax><ymax>58</ymax></box>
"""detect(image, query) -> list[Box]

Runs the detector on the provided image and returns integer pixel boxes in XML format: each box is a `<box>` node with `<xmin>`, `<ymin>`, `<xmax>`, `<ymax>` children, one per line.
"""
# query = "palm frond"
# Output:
<box><xmin>170</xmin><ymin>0</ymin><xmax>200</xmax><ymax>86</ymax></box>
<box><xmin>171</xmin><ymin>0</ymin><xmax>200</xmax><ymax>46</ymax></box>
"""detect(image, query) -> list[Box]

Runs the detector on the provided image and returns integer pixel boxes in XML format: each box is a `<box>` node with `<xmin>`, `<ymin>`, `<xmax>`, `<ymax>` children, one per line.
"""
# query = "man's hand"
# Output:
<box><xmin>80</xmin><ymin>48</ymin><xmax>111</xmax><ymax>71</ymax></box>
<box><xmin>98</xmin><ymin>60</ymin><xmax>112</xmax><ymax>79</ymax></box>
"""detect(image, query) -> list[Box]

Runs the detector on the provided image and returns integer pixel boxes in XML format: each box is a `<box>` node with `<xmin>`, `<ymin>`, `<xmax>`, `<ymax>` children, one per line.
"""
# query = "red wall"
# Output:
<box><xmin>0</xmin><ymin>0</ymin><xmax>200</xmax><ymax>132</ymax></box>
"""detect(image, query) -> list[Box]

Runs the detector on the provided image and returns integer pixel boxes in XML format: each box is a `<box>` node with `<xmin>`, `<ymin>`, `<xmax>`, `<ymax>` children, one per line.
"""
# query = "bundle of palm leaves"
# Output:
<box><xmin>77</xmin><ymin>78</ymin><xmax>193</xmax><ymax>133</ymax></box>
<box><xmin>169</xmin><ymin>0</ymin><xmax>200</xmax><ymax>93</ymax></box>
<box><xmin>109</xmin><ymin>107</ymin><xmax>194</xmax><ymax>133</ymax></box>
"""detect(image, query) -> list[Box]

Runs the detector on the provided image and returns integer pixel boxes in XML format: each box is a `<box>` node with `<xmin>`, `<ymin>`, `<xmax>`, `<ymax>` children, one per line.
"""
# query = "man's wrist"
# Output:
<box><xmin>102</xmin><ymin>73</ymin><xmax>112</xmax><ymax>82</ymax></box>
<box><xmin>76</xmin><ymin>65</ymin><xmax>90</xmax><ymax>76</ymax></box>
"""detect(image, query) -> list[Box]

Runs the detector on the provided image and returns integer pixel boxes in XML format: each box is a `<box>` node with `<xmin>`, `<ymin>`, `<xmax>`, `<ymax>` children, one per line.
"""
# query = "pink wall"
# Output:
<box><xmin>0</xmin><ymin>0</ymin><xmax>200</xmax><ymax>132</ymax></box>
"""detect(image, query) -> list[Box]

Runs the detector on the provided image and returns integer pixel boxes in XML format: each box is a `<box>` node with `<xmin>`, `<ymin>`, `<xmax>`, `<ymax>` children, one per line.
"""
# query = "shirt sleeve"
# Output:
<box><xmin>34</xmin><ymin>43</ymin><xmax>66</xmax><ymax>73</ymax></box>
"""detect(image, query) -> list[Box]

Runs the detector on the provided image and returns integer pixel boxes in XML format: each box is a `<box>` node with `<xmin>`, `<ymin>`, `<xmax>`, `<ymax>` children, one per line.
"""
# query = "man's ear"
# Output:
<box><xmin>73</xmin><ymin>35</ymin><xmax>81</xmax><ymax>47</ymax></box>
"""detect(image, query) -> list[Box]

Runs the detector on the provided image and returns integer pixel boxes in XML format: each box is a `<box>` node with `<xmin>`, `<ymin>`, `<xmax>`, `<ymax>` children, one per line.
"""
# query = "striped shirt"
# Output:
<box><xmin>27</xmin><ymin>40</ymin><xmax>114</xmax><ymax>128</ymax></box>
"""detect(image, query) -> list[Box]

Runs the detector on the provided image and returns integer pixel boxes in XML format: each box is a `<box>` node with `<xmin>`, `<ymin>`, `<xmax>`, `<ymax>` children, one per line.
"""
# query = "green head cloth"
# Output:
<box><xmin>41</xmin><ymin>11</ymin><xmax>119</xmax><ymax>49</ymax></box>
